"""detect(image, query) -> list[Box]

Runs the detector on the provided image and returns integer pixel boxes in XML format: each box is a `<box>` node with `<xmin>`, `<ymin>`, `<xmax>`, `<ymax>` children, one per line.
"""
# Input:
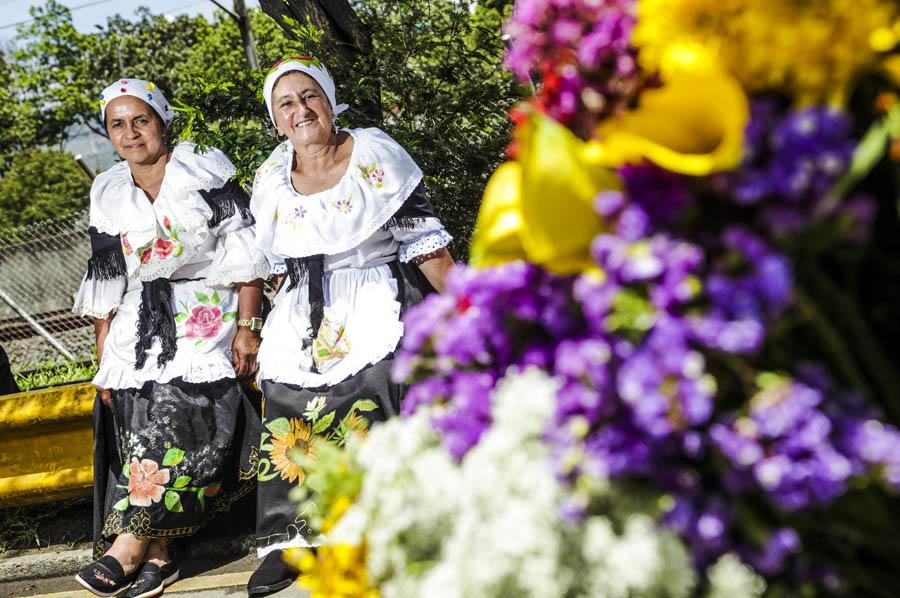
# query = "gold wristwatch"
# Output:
<box><xmin>237</xmin><ymin>316</ymin><xmax>264</xmax><ymax>332</ymax></box>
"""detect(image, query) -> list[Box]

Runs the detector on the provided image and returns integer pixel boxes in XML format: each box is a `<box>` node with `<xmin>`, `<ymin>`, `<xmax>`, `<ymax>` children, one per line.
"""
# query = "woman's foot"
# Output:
<box><xmin>74</xmin><ymin>555</ymin><xmax>139</xmax><ymax>597</ymax></box>
<box><xmin>123</xmin><ymin>561</ymin><xmax>180</xmax><ymax>598</ymax></box>
<box><xmin>247</xmin><ymin>550</ymin><xmax>296</xmax><ymax>596</ymax></box>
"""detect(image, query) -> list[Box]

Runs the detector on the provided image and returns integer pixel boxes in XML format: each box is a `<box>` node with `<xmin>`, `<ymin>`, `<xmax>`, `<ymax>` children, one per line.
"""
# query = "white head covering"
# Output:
<box><xmin>98</xmin><ymin>78</ymin><xmax>175</xmax><ymax>127</ymax></box>
<box><xmin>263</xmin><ymin>56</ymin><xmax>349</xmax><ymax>127</ymax></box>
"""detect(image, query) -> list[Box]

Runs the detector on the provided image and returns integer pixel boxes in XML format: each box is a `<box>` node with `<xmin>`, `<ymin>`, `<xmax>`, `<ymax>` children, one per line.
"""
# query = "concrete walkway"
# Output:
<box><xmin>0</xmin><ymin>554</ymin><xmax>309</xmax><ymax>597</ymax></box>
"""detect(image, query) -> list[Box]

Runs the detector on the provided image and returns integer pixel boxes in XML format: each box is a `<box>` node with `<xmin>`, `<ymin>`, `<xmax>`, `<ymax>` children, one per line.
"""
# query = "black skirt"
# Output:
<box><xmin>254</xmin><ymin>262</ymin><xmax>433</xmax><ymax>554</ymax></box>
<box><xmin>92</xmin><ymin>377</ymin><xmax>260</xmax><ymax>557</ymax></box>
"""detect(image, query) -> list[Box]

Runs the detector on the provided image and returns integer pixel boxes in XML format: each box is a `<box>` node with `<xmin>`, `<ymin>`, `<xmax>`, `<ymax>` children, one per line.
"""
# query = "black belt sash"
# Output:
<box><xmin>134</xmin><ymin>279</ymin><xmax>178</xmax><ymax>369</ymax></box>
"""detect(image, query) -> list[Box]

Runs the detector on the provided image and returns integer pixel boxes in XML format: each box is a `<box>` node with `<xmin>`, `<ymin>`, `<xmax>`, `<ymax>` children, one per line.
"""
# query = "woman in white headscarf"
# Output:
<box><xmin>72</xmin><ymin>78</ymin><xmax>268</xmax><ymax>598</ymax></box>
<box><xmin>247</xmin><ymin>56</ymin><xmax>454</xmax><ymax>594</ymax></box>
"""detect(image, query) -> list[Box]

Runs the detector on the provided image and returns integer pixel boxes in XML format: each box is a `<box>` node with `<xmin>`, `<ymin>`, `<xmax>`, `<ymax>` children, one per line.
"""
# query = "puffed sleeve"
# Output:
<box><xmin>200</xmin><ymin>179</ymin><xmax>271</xmax><ymax>286</ymax></box>
<box><xmin>72</xmin><ymin>228</ymin><xmax>128</xmax><ymax>319</ymax></box>
<box><xmin>386</xmin><ymin>182</ymin><xmax>453</xmax><ymax>263</ymax></box>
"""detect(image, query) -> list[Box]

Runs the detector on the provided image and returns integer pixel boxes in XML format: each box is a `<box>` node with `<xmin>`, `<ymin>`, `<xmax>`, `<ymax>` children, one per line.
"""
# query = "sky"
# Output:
<box><xmin>0</xmin><ymin>0</ymin><xmax>259</xmax><ymax>44</ymax></box>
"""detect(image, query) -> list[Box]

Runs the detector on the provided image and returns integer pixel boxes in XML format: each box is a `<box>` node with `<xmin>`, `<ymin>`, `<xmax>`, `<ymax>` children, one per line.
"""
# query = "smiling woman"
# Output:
<box><xmin>71</xmin><ymin>78</ymin><xmax>268</xmax><ymax>598</ymax></box>
<box><xmin>245</xmin><ymin>56</ymin><xmax>456</xmax><ymax>595</ymax></box>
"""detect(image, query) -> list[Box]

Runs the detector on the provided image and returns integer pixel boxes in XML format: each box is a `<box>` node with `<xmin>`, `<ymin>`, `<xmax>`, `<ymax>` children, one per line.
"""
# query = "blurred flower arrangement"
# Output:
<box><xmin>290</xmin><ymin>1</ymin><xmax>900</xmax><ymax>596</ymax></box>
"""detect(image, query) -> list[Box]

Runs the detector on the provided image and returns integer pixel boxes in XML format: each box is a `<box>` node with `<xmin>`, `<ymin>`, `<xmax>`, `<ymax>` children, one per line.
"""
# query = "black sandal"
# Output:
<box><xmin>74</xmin><ymin>555</ymin><xmax>138</xmax><ymax>597</ymax></box>
<box><xmin>123</xmin><ymin>561</ymin><xmax>180</xmax><ymax>598</ymax></box>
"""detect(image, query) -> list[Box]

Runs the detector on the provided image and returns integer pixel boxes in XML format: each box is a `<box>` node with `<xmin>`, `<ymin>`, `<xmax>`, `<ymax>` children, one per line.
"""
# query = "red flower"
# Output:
<box><xmin>163</xmin><ymin>216</ymin><xmax>172</xmax><ymax>229</ymax></box>
<box><xmin>153</xmin><ymin>238</ymin><xmax>175</xmax><ymax>259</ymax></box>
<box><xmin>139</xmin><ymin>247</ymin><xmax>152</xmax><ymax>264</ymax></box>
<box><xmin>185</xmin><ymin>305</ymin><xmax>222</xmax><ymax>340</ymax></box>
<box><xmin>127</xmin><ymin>457</ymin><xmax>170</xmax><ymax>507</ymax></box>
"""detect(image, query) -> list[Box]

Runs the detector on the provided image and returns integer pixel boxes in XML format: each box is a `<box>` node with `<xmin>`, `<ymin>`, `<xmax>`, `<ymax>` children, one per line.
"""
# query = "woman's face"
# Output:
<box><xmin>105</xmin><ymin>95</ymin><xmax>167</xmax><ymax>165</ymax></box>
<box><xmin>271</xmin><ymin>72</ymin><xmax>334</xmax><ymax>147</ymax></box>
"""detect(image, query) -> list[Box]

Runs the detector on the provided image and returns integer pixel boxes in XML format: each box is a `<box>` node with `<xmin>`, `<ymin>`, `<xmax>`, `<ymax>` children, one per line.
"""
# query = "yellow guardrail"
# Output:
<box><xmin>0</xmin><ymin>382</ymin><xmax>95</xmax><ymax>508</ymax></box>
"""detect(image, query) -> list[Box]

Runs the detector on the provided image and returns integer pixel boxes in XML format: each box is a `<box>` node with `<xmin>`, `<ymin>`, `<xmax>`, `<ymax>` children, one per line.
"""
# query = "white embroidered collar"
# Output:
<box><xmin>89</xmin><ymin>142</ymin><xmax>236</xmax><ymax>281</ymax></box>
<box><xmin>251</xmin><ymin>127</ymin><xmax>423</xmax><ymax>258</ymax></box>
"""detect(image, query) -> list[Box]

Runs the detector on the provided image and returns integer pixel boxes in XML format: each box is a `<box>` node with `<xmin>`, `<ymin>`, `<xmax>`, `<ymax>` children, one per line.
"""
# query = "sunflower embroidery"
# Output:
<box><xmin>269</xmin><ymin>418</ymin><xmax>318</xmax><ymax>484</ymax></box>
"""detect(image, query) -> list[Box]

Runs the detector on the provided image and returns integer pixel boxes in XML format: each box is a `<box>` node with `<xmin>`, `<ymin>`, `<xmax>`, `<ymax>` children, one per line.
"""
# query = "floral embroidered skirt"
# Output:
<box><xmin>255</xmin><ymin>355</ymin><xmax>403</xmax><ymax>556</ymax></box>
<box><xmin>92</xmin><ymin>377</ymin><xmax>259</xmax><ymax>557</ymax></box>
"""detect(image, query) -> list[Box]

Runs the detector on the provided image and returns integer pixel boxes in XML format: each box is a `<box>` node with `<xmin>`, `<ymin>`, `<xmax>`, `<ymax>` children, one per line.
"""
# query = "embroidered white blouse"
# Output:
<box><xmin>73</xmin><ymin>143</ymin><xmax>270</xmax><ymax>390</ymax></box>
<box><xmin>251</xmin><ymin>127</ymin><xmax>452</xmax><ymax>387</ymax></box>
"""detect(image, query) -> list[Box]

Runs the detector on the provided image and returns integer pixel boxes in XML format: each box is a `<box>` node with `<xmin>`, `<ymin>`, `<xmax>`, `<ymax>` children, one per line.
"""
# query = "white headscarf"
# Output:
<box><xmin>263</xmin><ymin>56</ymin><xmax>349</xmax><ymax>127</ymax></box>
<box><xmin>98</xmin><ymin>78</ymin><xmax>175</xmax><ymax>127</ymax></box>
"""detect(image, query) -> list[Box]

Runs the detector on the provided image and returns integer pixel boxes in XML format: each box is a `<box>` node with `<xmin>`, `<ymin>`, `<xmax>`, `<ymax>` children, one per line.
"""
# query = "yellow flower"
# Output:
<box><xmin>286</xmin><ymin>544</ymin><xmax>379</xmax><ymax>598</ymax></box>
<box><xmin>470</xmin><ymin>114</ymin><xmax>621</xmax><ymax>274</ymax></box>
<box><xmin>594</xmin><ymin>69</ymin><xmax>749</xmax><ymax>176</ymax></box>
<box><xmin>270</xmin><ymin>418</ymin><xmax>318</xmax><ymax>484</ymax></box>
<box><xmin>634</xmin><ymin>0</ymin><xmax>900</xmax><ymax>105</ymax></box>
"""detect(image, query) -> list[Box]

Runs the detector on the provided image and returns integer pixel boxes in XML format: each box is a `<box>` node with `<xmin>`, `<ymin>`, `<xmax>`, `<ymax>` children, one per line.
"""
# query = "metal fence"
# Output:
<box><xmin>0</xmin><ymin>210</ymin><xmax>95</xmax><ymax>370</ymax></box>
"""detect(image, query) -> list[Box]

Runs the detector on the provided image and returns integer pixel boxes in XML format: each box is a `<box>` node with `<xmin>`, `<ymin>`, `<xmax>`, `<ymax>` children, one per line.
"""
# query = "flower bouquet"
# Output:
<box><xmin>289</xmin><ymin>1</ymin><xmax>900</xmax><ymax>596</ymax></box>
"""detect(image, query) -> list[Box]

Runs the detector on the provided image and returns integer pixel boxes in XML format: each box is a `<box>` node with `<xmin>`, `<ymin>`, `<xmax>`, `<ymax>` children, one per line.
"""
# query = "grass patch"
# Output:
<box><xmin>13</xmin><ymin>358</ymin><xmax>97</xmax><ymax>392</ymax></box>
<box><xmin>0</xmin><ymin>498</ymin><xmax>92</xmax><ymax>554</ymax></box>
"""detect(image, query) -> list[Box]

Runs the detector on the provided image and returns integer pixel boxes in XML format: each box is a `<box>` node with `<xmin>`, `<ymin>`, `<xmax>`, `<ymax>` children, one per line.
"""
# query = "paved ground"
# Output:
<box><xmin>0</xmin><ymin>554</ymin><xmax>310</xmax><ymax>597</ymax></box>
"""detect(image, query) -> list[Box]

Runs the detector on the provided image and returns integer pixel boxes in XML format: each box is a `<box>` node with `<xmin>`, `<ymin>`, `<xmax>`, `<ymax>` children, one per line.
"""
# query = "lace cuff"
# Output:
<box><xmin>205</xmin><ymin>226</ymin><xmax>271</xmax><ymax>287</ymax></box>
<box><xmin>397</xmin><ymin>228</ymin><xmax>453</xmax><ymax>263</ymax></box>
<box><xmin>72</xmin><ymin>272</ymin><xmax>127</xmax><ymax>319</ymax></box>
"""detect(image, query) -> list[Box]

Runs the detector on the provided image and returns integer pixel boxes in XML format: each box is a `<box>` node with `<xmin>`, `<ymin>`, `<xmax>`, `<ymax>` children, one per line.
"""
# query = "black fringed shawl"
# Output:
<box><xmin>199</xmin><ymin>179</ymin><xmax>254</xmax><ymax>228</ymax></box>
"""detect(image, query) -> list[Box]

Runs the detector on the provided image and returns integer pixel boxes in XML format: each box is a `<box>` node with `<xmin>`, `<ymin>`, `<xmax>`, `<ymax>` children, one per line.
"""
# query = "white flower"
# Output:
<box><xmin>582</xmin><ymin>514</ymin><xmax>695</xmax><ymax>598</ymax></box>
<box><xmin>705</xmin><ymin>553</ymin><xmax>766</xmax><ymax>598</ymax></box>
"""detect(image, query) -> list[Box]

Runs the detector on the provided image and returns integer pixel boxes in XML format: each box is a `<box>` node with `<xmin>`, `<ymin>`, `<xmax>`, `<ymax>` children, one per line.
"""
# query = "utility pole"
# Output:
<box><xmin>208</xmin><ymin>0</ymin><xmax>260</xmax><ymax>70</ymax></box>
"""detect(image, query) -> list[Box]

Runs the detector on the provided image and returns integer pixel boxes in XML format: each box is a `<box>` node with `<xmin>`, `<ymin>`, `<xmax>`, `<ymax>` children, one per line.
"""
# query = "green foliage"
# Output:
<box><xmin>3</xmin><ymin>0</ymin><xmax>521</xmax><ymax>251</ymax></box>
<box><xmin>0</xmin><ymin>148</ymin><xmax>91</xmax><ymax>229</ymax></box>
<box><xmin>13</xmin><ymin>358</ymin><xmax>97</xmax><ymax>392</ymax></box>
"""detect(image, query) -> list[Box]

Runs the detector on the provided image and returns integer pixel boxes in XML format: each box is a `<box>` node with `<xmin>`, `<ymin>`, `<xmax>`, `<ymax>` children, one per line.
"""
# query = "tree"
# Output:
<box><xmin>0</xmin><ymin>148</ymin><xmax>91</xmax><ymax>229</ymax></box>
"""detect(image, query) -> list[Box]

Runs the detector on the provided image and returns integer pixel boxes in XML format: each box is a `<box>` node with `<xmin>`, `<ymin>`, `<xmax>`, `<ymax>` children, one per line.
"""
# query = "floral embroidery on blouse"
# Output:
<box><xmin>284</xmin><ymin>205</ymin><xmax>307</xmax><ymax>229</ymax></box>
<box><xmin>174</xmin><ymin>290</ymin><xmax>237</xmax><ymax>345</ymax></box>
<box><xmin>357</xmin><ymin>162</ymin><xmax>385</xmax><ymax>188</ymax></box>
<box><xmin>312</xmin><ymin>316</ymin><xmax>351</xmax><ymax>370</ymax></box>
<box><xmin>333</xmin><ymin>196</ymin><xmax>354</xmax><ymax>214</ymax></box>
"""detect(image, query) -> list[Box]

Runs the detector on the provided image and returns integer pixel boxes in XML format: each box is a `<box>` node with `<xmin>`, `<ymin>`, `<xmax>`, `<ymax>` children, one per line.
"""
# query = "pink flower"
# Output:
<box><xmin>163</xmin><ymin>216</ymin><xmax>172</xmax><ymax>229</ymax></box>
<box><xmin>185</xmin><ymin>305</ymin><xmax>222</xmax><ymax>340</ymax></box>
<box><xmin>153</xmin><ymin>238</ymin><xmax>175</xmax><ymax>259</ymax></box>
<box><xmin>370</xmin><ymin>168</ymin><xmax>384</xmax><ymax>183</ymax></box>
<box><xmin>121</xmin><ymin>235</ymin><xmax>133</xmax><ymax>256</ymax></box>
<box><xmin>127</xmin><ymin>457</ymin><xmax>170</xmax><ymax>507</ymax></box>
<box><xmin>139</xmin><ymin>247</ymin><xmax>152</xmax><ymax>264</ymax></box>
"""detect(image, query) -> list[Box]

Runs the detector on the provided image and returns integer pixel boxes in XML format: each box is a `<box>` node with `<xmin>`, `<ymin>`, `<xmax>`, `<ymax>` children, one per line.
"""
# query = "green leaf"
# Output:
<box><xmin>353</xmin><ymin>399</ymin><xmax>379</xmax><ymax>413</ymax></box>
<box><xmin>312</xmin><ymin>411</ymin><xmax>335</xmax><ymax>435</ymax></box>
<box><xmin>195</xmin><ymin>291</ymin><xmax>210</xmax><ymax>304</ymax></box>
<box><xmin>260</xmin><ymin>443</ymin><xmax>276</xmax><ymax>452</ymax></box>
<box><xmin>222</xmin><ymin>311</ymin><xmax>237</xmax><ymax>322</ymax></box>
<box><xmin>197</xmin><ymin>492</ymin><xmax>206</xmax><ymax>512</ymax></box>
<box><xmin>164</xmin><ymin>491</ymin><xmax>183</xmax><ymax>512</ymax></box>
<box><xmin>122</xmin><ymin>463</ymin><xmax>131</xmax><ymax>478</ymax></box>
<box><xmin>211</xmin><ymin>290</ymin><xmax>221</xmax><ymax>305</ymax></box>
<box><xmin>195</xmin><ymin>339</ymin><xmax>205</xmax><ymax>346</ymax></box>
<box><xmin>825</xmin><ymin>115</ymin><xmax>889</xmax><ymax>214</ymax></box>
<box><xmin>265</xmin><ymin>417</ymin><xmax>291</xmax><ymax>436</ymax></box>
<box><xmin>174</xmin><ymin>312</ymin><xmax>188</xmax><ymax>323</ymax></box>
<box><xmin>173</xmin><ymin>475</ymin><xmax>192</xmax><ymax>488</ymax></box>
<box><xmin>162</xmin><ymin>447</ymin><xmax>185</xmax><ymax>467</ymax></box>
<box><xmin>112</xmin><ymin>497</ymin><xmax>130</xmax><ymax>511</ymax></box>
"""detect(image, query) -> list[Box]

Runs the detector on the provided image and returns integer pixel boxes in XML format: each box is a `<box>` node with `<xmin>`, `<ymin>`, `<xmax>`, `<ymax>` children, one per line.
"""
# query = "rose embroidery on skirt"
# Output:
<box><xmin>127</xmin><ymin>457</ymin><xmax>171</xmax><ymax>507</ymax></box>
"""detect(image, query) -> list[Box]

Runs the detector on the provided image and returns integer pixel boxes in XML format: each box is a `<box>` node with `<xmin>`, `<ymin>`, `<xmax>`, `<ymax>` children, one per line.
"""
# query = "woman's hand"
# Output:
<box><xmin>232</xmin><ymin>327</ymin><xmax>261</xmax><ymax>378</ymax></box>
<box><xmin>93</xmin><ymin>316</ymin><xmax>114</xmax><ymax>407</ymax></box>
<box><xmin>97</xmin><ymin>387</ymin><xmax>113</xmax><ymax>407</ymax></box>
<box><xmin>233</xmin><ymin>280</ymin><xmax>264</xmax><ymax>378</ymax></box>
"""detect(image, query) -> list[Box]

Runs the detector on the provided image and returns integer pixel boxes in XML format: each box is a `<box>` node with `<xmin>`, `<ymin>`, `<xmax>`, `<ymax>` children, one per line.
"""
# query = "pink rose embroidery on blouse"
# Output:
<box><xmin>127</xmin><ymin>457</ymin><xmax>170</xmax><ymax>507</ymax></box>
<box><xmin>185</xmin><ymin>305</ymin><xmax>222</xmax><ymax>340</ymax></box>
<box><xmin>153</xmin><ymin>238</ymin><xmax>175</xmax><ymax>259</ymax></box>
<box><xmin>139</xmin><ymin>246</ymin><xmax>153</xmax><ymax>264</ymax></box>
